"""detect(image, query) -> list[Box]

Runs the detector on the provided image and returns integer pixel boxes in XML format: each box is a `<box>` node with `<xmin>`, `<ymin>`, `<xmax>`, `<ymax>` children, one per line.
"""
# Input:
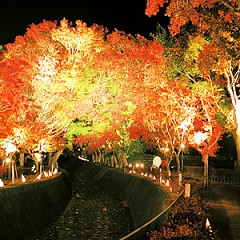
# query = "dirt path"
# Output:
<box><xmin>206</xmin><ymin>184</ymin><xmax>240</xmax><ymax>240</ymax></box>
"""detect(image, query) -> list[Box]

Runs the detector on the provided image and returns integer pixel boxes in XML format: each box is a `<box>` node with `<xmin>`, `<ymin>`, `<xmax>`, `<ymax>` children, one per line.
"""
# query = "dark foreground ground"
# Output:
<box><xmin>35</xmin><ymin>160</ymin><xmax>133</xmax><ymax>240</ymax></box>
<box><xmin>206</xmin><ymin>184</ymin><xmax>240</xmax><ymax>240</ymax></box>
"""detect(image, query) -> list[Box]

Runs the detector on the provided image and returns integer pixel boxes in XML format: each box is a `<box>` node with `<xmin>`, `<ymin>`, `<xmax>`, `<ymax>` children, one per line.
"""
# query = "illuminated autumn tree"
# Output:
<box><xmin>145</xmin><ymin>0</ymin><xmax>239</xmax><ymax>37</ymax></box>
<box><xmin>105</xmin><ymin>31</ymin><xmax>166</xmax><ymax>167</ymax></box>
<box><xmin>140</xmin><ymin>78</ymin><xmax>225</xmax><ymax>187</ymax></box>
<box><xmin>0</xmin><ymin>16</ymin><xmax>169</xmax><ymax>171</ymax></box>
<box><xmin>139</xmin><ymin>80</ymin><xmax>196</xmax><ymax>176</ymax></box>
<box><xmin>3</xmin><ymin>19</ymin><xmax>126</xmax><ymax>165</ymax></box>
<box><xmin>187</xmin><ymin>82</ymin><xmax>225</xmax><ymax>187</ymax></box>
<box><xmin>0</xmin><ymin>57</ymin><xmax>36</xmax><ymax>164</ymax></box>
<box><xmin>2</xmin><ymin>20</ymin><xmax>66</xmax><ymax>163</ymax></box>
<box><xmin>146</xmin><ymin>0</ymin><xmax>240</xmax><ymax>169</ymax></box>
<box><xmin>73</xmin><ymin>30</ymin><xmax>167</xmax><ymax>168</ymax></box>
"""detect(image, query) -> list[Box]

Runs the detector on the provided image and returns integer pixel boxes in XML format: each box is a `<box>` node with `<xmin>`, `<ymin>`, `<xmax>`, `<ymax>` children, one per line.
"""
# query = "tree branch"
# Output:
<box><xmin>218</xmin><ymin>0</ymin><xmax>240</xmax><ymax>17</ymax></box>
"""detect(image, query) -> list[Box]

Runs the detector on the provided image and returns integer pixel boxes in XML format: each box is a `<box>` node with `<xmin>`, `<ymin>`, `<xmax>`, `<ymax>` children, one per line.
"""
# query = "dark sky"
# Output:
<box><xmin>0</xmin><ymin>0</ymin><xmax>168</xmax><ymax>45</ymax></box>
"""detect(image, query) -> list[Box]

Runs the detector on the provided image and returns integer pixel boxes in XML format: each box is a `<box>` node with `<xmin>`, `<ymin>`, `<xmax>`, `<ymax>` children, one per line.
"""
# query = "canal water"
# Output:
<box><xmin>36</xmin><ymin>159</ymin><xmax>134</xmax><ymax>240</ymax></box>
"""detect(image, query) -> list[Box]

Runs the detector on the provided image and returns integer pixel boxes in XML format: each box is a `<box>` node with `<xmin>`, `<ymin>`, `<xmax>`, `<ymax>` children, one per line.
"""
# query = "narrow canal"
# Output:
<box><xmin>36</xmin><ymin>158</ymin><xmax>134</xmax><ymax>240</ymax></box>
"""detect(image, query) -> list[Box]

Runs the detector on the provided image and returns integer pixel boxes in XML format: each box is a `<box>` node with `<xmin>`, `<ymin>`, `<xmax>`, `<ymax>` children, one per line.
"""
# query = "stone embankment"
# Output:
<box><xmin>0</xmin><ymin>172</ymin><xmax>72</xmax><ymax>240</ymax></box>
<box><xmin>37</xmin><ymin>157</ymin><xmax>173</xmax><ymax>239</ymax></box>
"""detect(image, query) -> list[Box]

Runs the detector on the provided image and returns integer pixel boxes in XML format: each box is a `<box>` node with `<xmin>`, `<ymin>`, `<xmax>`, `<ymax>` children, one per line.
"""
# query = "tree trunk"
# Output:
<box><xmin>175</xmin><ymin>153</ymin><xmax>181</xmax><ymax>174</ymax></box>
<box><xmin>227</xmin><ymin>78</ymin><xmax>240</xmax><ymax>171</ymax></box>
<box><xmin>202</xmin><ymin>153</ymin><xmax>209</xmax><ymax>188</ymax></box>
<box><xmin>119</xmin><ymin>152</ymin><xmax>128</xmax><ymax>169</ymax></box>
<box><xmin>48</xmin><ymin>152</ymin><xmax>53</xmax><ymax>167</ymax></box>
<box><xmin>51</xmin><ymin>149</ymin><xmax>63</xmax><ymax>166</ymax></box>
<box><xmin>235</xmin><ymin>126</ymin><xmax>240</xmax><ymax>171</ymax></box>
<box><xmin>19</xmin><ymin>151</ymin><xmax>25</xmax><ymax>167</ymax></box>
<box><xmin>95</xmin><ymin>152</ymin><xmax>100</xmax><ymax>163</ymax></box>
<box><xmin>91</xmin><ymin>153</ymin><xmax>95</xmax><ymax>162</ymax></box>
<box><xmin>112</xmin><ymin>155</ymin><xmax>118</xmax><ymax>167</ymax></box>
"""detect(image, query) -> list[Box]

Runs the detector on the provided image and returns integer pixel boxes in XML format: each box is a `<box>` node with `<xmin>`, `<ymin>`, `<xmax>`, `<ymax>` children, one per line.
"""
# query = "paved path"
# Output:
<box><xmin>206</xmin><ymin>184</ymin><xmax>240</xmax><ymax>240</ymax></box>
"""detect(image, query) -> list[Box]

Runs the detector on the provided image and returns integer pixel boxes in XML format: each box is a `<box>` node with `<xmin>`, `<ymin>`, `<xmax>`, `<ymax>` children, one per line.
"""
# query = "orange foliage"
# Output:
<box><xmin>145</xmin><ymin>0</ymin><xmax>168</xmax><ymax>17</ymax></box>
<box><xmin>145</xmin><ymin>0</ymin><xmax>238</xmax><ymax>36</ymax></box>
<box><xmin>0</xmin><ymin>57</ymin><xmax>36</xmax><ymax>138</ymax></box>
<box><xmin>198</xmin><ymin>44</ymin><xmax>221</xmax><ymax>77</ymax></box>
<box><xmin>5</xmin><ymin>20</ymin><xmax>58</xmax><ymax>63</ymax></box>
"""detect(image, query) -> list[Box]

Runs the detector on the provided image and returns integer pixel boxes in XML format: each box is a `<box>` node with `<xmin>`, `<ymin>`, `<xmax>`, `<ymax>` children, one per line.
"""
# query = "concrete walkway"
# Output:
<box><xmin>206</xmin><ymin>184</ymin><xmax>240</xmax><ymax>240</ymax></box>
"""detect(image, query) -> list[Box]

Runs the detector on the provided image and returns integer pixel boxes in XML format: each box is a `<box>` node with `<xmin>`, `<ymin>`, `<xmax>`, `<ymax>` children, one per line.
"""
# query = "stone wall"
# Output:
<box><xmin>0</xmin><ymin>172</ymin><xmax>72</xmax><ymax>240</ymax></box>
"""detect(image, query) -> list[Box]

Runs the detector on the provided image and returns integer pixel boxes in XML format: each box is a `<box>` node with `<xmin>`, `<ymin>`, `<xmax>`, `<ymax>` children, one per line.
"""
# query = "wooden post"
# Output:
<box><xmin>185</xmin><ymin>183</ymin><xmax>191</xmax><ymax>197</ymax></box>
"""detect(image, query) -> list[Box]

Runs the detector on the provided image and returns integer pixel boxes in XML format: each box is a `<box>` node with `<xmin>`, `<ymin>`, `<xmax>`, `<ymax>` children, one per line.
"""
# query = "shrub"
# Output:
<box><xmin>147</xmin><ymin>182</ymin><xmax>218</xmax><ymax>239</ymax></box>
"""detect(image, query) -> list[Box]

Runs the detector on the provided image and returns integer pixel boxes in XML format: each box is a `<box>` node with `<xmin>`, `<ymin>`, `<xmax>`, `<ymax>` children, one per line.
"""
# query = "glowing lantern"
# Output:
<box><xmin>128</xmin><ymin>164</ymin><xmax>133</xmax><ymax>172</ymax></box>
<box><xmin>206</xmin><ymin>218</ymin><xmax>211</xmax><ymax>228</ymax></box>
<box><xmin>166</xmin><ymin>179</ymin><xmax>170</xmax><ymax>186</ymax></box>
<box><xmin>0</xmin><ymin>179</ymin><xmax>4</xmax><ymax>187</ymax></box>
<box><xmin>35</xmin><ymin>173</ymin><xmax>42</xmax><ymax>181</ymax></box>
<box><xmin>21</xmin><ymin>174</ymin><xmax>26</xmax><ymax>183</ymax></box>
<box><xmin>152</xmin><ymin>156</ymin><xmax>163</xmax><ymax>184</ymax></box>
<box><xmin>152</xmin><ymin>156</ymin><xmax>162</xmax><ymax>168</ymax></box>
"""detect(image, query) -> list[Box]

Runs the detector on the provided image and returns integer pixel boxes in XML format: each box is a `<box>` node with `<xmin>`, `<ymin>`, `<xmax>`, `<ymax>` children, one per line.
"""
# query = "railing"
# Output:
<box><xmin>208</xmin><ymin>175</ymin><xmax>240</xmax><ymax>185</ymax></box>
<box><xmin>119</xmin><ymin>187</ymin><xmax>185</xmax><ymax>240</ymax></box>
<box><xmin>183</xmin><ymin>171</ymin><xmax>240</xmax><ymax>186</ymax></box>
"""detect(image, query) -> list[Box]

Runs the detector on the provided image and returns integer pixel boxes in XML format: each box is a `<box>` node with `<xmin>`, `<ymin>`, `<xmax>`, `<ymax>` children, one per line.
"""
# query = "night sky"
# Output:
<box><xmin>0</xmin><ymin>0</ymin><xmax>168</xmax><ymax>45</ymax></box>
